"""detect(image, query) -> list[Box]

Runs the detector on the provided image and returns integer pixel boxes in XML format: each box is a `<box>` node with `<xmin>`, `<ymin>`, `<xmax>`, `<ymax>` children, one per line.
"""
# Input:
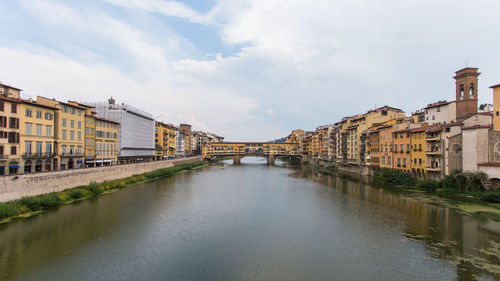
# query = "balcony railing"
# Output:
<box><xmin>59</xmin><ymin>152</ymin><xmax>84</xmax><ymax>158</ymax></box>
<box><xmin>0</xmin><ymin>155</ymin><xmax>8</xmax><ymax>160</ymax></box>
<box><xmin>23</xmin><ymin>153</ymin><xmax>56</xmax><ymax>159</ymax></box>
<box><xmin>425</xmin><ymin>150</ymin><xmax>442</xmax><ymax>155</ymax></box>
<box><xmin>425</xmin><ymin>166</ymin><xmax>442</xmax><ymax>172</ymax></box>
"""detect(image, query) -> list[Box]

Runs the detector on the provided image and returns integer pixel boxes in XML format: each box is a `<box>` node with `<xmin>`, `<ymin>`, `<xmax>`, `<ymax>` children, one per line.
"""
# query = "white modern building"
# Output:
<box><xmin>86</xmin><ymin>98</ymin><xmax>155</xmax><ymax>163</ymax></box>
<box><xmin>175</xmin><ymin>131</ymin><xmax>186</xmax><ymax>156</ymax></box>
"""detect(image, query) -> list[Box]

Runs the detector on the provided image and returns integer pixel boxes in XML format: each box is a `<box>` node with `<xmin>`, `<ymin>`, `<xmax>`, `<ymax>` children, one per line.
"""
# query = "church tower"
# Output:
<box><xmin>454</xmin><ymin>67</ymin><xmax>480</xmax><ymax>121</ymax></box>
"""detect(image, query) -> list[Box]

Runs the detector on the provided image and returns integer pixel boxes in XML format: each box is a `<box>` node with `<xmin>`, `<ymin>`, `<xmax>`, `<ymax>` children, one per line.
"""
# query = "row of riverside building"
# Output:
<box><xmin>284</xmin><ymin>67</ymin><xmax>500</xmax><ymax>182</ymax></box>
<box><xmin>0</xmin><ymin>86</ymin><xmax>223</xmax><ymax>176</ymax></box>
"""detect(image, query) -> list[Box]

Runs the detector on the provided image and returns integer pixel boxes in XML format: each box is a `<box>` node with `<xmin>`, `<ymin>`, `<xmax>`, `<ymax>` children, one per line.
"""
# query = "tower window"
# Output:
<box><xmin>470</xmin><ymin>83</ymin><xmax>475</xmax><ymax>99</ymax></box>
<box><xmin>460</xmin><ymin>84</ymin><xmax>464</xmax><ymax>100</ymax></box>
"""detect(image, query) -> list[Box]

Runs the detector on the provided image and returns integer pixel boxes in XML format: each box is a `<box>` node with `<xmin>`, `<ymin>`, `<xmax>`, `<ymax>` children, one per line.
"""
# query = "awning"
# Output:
<box><xmin>103</xmin><ymin>159</ymin><xmax>112</xmax><ymax>163</ymax></box>
<box><xmin>85</xmin><ymin>160</ymin><xmax>96</xmax><ymax>164</ymax></box>
<box><xmin>9</xmin><ymin>165</ymin><xmax>20</xmax><ymax>168</ymax></box>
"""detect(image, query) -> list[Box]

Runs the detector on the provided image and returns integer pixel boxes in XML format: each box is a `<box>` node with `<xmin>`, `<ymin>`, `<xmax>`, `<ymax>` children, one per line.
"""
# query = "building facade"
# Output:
<box><xmin>0</xmin><ymin>84</ymin><xmax>21</xmax><ymax>175</ymax></box>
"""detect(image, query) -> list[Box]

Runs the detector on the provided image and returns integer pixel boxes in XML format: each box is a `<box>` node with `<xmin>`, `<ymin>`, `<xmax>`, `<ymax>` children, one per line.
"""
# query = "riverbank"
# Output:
<box><xmin>310</xmin><ymin>164</ymin><xmax>500</xmax><ymax>220</ymax></box>
<box><xmin>0</xmin><ymin>161</ymin><xmax>207</xmax><ymax>224</ymax></box>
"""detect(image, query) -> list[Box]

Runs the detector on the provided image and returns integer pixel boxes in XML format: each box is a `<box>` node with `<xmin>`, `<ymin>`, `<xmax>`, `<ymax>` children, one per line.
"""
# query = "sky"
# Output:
<box><xmin>0</xmin><ymin>0</ymin><xmax>499</xmax><ymax>141</ymax></box>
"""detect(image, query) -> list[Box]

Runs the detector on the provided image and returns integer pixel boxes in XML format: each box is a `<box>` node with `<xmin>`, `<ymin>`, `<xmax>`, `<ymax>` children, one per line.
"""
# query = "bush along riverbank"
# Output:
<box><xmin>0</xmin><ymin>161</ymin><xmax>207</xmax><ymax>223</ymax></box>
<box><xmin>307</xmin><ymin>163</ymin><xmax>500</xmax><ymax>219</ymax></box>
<box><xmin>372</xmin><ymin>168</ymin><xmax>500</xmax><ymax>219</ymax></box>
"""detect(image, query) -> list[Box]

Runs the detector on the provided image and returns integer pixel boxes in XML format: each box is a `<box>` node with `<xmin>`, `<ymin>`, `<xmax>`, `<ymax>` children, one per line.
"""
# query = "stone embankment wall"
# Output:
<box><xmin>0</xmin><ymin>156</ymin><xmax>202</xmax><ymax>202</ymax></box>
<box><xmin>304</xmin><ymin>156</ymin><xmax>374</xmax><ymax>176</ymax></box>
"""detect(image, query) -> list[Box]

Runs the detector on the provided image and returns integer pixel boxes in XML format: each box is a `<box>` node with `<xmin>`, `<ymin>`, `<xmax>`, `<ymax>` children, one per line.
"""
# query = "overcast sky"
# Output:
<box><xmin>0</xmin><ymin>0</ymin><xmax>499</xmax><ymax>141</ymax></box>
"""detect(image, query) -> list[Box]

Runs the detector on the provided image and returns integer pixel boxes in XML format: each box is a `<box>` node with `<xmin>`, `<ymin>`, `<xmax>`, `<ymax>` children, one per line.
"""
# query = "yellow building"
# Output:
<box><xmin>84</xmin><ymin>106</ymin><xmax>96</xmax><ymax>163</ymax></box>
<box><xmin>36</xmin><ymin>97</ymin><xmax>85</xmax><ymax>170</ymax></box>
<box><xmin>155</xmin><ymin>122</ymin><xmax>169</xmax><ymax>160</ymax></box>
<box><xmin>94</xmin><ymin>116</ymin><xmax>119</xmax><ymax>166</ymax></box>
<box><xmin>19</xmin><ymin>98</ymin><xmax>57</xmax><ymax>173</ymax></box>
<box><xmin>0</xmin><ymin>84</ymin><xmax>21</xmax><ymax>175</ymax></box>
<box><xmin>410</xmin><ymin>126</ymin><xmax>427</xmax><ymax>177</ymax></box>
<box><xmin>492</xmin><ymin>84</ymin><xmax>500</xmax><ymax>132</ymax></box>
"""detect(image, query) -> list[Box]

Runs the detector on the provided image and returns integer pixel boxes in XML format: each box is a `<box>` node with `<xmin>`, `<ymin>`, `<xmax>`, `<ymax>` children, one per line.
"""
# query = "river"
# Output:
<box><xmin>0</xmin><ymin>157</ymin><xmax>499</xmax><ymax>281</ymax></box>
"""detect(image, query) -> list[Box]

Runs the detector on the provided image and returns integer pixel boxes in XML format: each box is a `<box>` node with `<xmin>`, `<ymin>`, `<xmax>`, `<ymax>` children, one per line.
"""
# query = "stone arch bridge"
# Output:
<box><xmin>202</xmin><ymin>142</ymin><xmax>300</xmax><ymax>165</ymax></box>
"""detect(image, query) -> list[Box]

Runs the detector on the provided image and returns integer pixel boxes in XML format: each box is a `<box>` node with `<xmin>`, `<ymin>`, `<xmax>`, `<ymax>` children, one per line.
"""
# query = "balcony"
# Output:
<box><xmin>0</xmin><ymin>155</ymin><xmax>8</xmax><ymax>160</ymax></box>
<box><xmin>426</xmin><ymin>137</ymin><xmax>440</xmax><ymax>142</ymax></box>
<box><xmin>426</xmin><ymin>166</ymin><xmax>442</xmax><ymax>172</ymax></box>
<box><xmin>23</xmin><ymin>153</ymin><xmax>56</xmax><ymax>159</ymax></box>
<box><xmin>59</xmin><ymin>152</ymin><xmax>84</xmax><ymax>158</ymax></box>
<box><xmin>425</xmin><ymin>150</ymin><xmax>442</xmax><ymax>155</ymax></box>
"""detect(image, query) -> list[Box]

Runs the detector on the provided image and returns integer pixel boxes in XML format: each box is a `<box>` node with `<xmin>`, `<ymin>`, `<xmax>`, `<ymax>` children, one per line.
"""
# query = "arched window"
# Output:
<box><xmin>24</xmin><ymin>160</ymin><xmax>32</xmax><ymax>174</ymax></box>
<box><xmin>494</xmin><ymin>142</ymin><xmax>500</xmax><ymax>156</ymax></box>
<box><xmin>459</xmin><ymin>84</ymin><xmax>465</xmax><ymax>100</ymax></box>
<box><xmin>470</xmin><ymin>83</ymin><xmax>475</xmax><ymax>99</ymax></box>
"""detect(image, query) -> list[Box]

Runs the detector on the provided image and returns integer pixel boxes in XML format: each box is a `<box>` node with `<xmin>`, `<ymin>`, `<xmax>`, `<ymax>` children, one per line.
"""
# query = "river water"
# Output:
<box><xmin>1</xmin><ymin>157</ymin><xmax>499</xmax><ymax>281</ymax></box>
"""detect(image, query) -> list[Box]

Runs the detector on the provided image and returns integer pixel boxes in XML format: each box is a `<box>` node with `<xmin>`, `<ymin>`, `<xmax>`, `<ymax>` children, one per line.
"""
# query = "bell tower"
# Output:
<box><xmin>454</xmin><ymin>67</ymin><xmax>480</xmax><ymax>121</ymax></box>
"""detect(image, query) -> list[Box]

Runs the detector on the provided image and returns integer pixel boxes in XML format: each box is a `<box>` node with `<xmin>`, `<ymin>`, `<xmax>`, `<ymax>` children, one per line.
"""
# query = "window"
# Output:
<box><xmin>36</xmin><ymin>110</ymin><xmax>42</xmax><ymax>119</ymax></box>
<box><xmin>78</xmin><ymin>131</ymin><xmax>81</xmax><ymax>141</ymax></box>
<box><xmin>0</xmin><ymin>101</ymin><xmax>3</xmax><ymax>111</ymax></box>
<box><xmin>0</xmin><ymin>146</ymin><xmax>3</xmax><ymax>156</ymax></box>
<box><xmin>9</xmin><ymin>117</ymin><xmax>19</xmax><ymax>128</ymax></box>
<box><xmin>0</xmin><ymin>116</ymin><xmax>6</xmax><ymax>128</ymax></box>
<box><xmin>70</xmin><ymin>131</ymin><xmax>74</xmax><ymax>140</ymax></box>
<box><xmin>400</xmin><ymin>144</ymin><xmax>404</xmax><ymax>152</ymax></box>
<box><xmin>419</xmin><ymin>158</ymin><xmax>422</xmax><ymax>164</ymax></box>
<box><xmin>388</xmin><ymin>156</ymin><xmax>391</xmax><ymax>165</ymax></box>
<box><xmin>414</xmin><ymin>158</ymin><xmax>417</xmax><ymax>164</ymax></box>
<box><xmin>78</xmin><ymin>121</ymin><xmax>81</xmax><ymax>129</ymax></box>
<box><xmin>389</xmin><ymin>144</ymin><xmax>393</xmax><ymax>152</ymax></box>
<box><xmin>70</xmin><ymin>120</ymin><xmax>74</xmax><ymax>128</ymax></box>
<box><xmin>25</xmin><ymin>123</ymin><xmax>32</xmax><ymax>135</ymax></box>
<box><xmin>62</xmin><ymin>130</ymin><xmax>67</xmax><ymax>140</ymax></box>
<box><xmin>26</xmin><ymin>108</ymin><xmax>32</xmax><ymax>117</ymax></box>
<box><xmin>61</xmin><ymin>105</ymin><xmax>67</xmax><ymax>113</ymax></box>
<box><xmin>46</xmin><ymin>125</ymin><xmax>52</xmax><ymax>136</ymax></box>
<box><xmin>8</xmin><ymin>132</ymin><xmax>19</xmax><ymax>143</ymax></box>
<box><xmin>403</xmin><ymin>158</ymin><xmax>407</xmax><ymax>166</ymax></box>
<box><xmin>78</xmin><ymin>110</ymin><xmax>82</xmax><ymax>116</ymax></box>
<box><xmin>70</xmin><ymin>108</ymin><xmax>75</xmax><ymax>114</ymax></box>
<box><xmin>437</xmin><ymin>107</ymin><xmax>441</xmax><ymax>112</ymax></box>
<box><xmin>11</xmin><ymin>146</ymin><xmax>16</xmax><ymax>155</ymax></box>
<box><xmin>45</xmin><ymin>112</ymin><xmax>53</xmax><ymax>120</ymax></box>
<box><xmin>470</xmin><ymin>83</ymin><xmax>475</xmax><ymax>99</ymax></box>
<box><xmin>46</xmin><ymin>143</ymin><xmax>52</xmax><ymax>155</ymax></box>
<box><xmin>382</xmin><ymin>156</ymin><xmax>385</xmax><ymax>165</ymax></box>
<box><xmin>459</xmin><ymin>84</ymin><xmax>464</xmax><ymax>99</ymax></box>
<box><xmin>62</xmin><ymin>145</ymin><xmax>67</xmax><ymax>155</ymax></box>
<box><xmin>62</xmin><ymin>118</ymin><xmax>67</xmax><ymax>127</ymax></box>
<box><xmin>36</xmin><ymin>124</ymin><xmax>42</xmax><ymax>136</ymax></box>
<box><xmin>36</xmin><ymin>142</ymin><xmax>42</xmax><ymax>154</ymax></box>
<box><xmin>25</xmin><ymin>141</ymin><xmax>32</xmax><ymax>155</ymax></box>
<box><xmin>11</xmin><ymin>103</ymin><xmax>17</xmax><ymax>114</ymax></box>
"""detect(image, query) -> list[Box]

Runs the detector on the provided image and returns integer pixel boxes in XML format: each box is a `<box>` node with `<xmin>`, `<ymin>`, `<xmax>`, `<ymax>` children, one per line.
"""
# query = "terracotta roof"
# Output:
<box><xmin>462</xmin><ymin>125</ymin><xmax>491</xmax><ymax>130</ymax></box>
<box><xmin>490</xmin><ymin>83</ymin><xmax>500</xmax><ymax>89</ymax></box>
<box><xmin>393</xmin><ymin>128</ymin><xmax>411</xmax><ymax>133</ymax></box>
<box><xmin>0</xmin><ymin>95</ymin><xmax>21</xmax><ymax>103</ymax></box>
<box><xmin>21</xmin><ymin>99</ymin><xmax>58</xmax><ymax>110</ymax></box>
<box><xmin>425</xmin><ymin>100</ymin><xmax>449</xmax><ymax>109</ymax></box>
<box><xmin>94</xmin><ymin>116</ymin><xmax>119</xmax><ymax>124</ymax></box>
<box><xmin>443</xmin><ymin>121</ymin><xmax>462</xmax><ymax>127</ymax></box>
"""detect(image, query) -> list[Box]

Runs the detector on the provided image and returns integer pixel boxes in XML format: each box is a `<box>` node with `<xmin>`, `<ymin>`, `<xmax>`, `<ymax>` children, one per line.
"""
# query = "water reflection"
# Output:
<box><xmin>293</xmin><ymin>166</ymin><xmax>500</xmax><ymax>280</ymax></box>
<box><xmin>0</xmin><ymin>158</ymin><xmax>498</xmax><ymax>281</ymax></box>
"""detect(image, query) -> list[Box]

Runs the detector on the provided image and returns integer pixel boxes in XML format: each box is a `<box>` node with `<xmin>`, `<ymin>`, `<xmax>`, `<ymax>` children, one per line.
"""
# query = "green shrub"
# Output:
<box><xmin>20</xmin><ymin>196</ymin><xmax>43</xmax><ymax>211</ymax></box>
<box><xmin>0</xmin><ymin>203</ymin><xmax>17</xmax><ymax>219</ymax></box>
<box><xmin>379</xmin><ymin>169</ymin><xmax>416</xmax><ymax>186</ymax></box>
<box><xmin>466</xmin><ymin>172</ymin><xmax>487</xmax><ymax>192</ymax></box>
<box><xmin>39</xmin><ymin>193</ymin><xmax>62</xmax><ymax>208</ymax></box>
<box><xmin>480</xmin><ymin>190</ymin><xmax>500</xmax><ymax>203</ymax></box>
<box><xmin>417</xmin><ymin>180</ymin><xmax>439</xmax><ymax>192</ymax></box>
<box><xmin>84</xmin><ymin>182</ymin><xmax>104</xmax><ymax>195</ymax></box>
<box><xmin>69</xmin><ymin>189</ymin><xmax>85</xmax><ymax>199</ymax></box>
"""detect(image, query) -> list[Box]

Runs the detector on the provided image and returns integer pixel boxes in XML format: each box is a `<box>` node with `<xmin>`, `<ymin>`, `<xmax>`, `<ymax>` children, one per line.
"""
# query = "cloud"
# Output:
<box><xmin>102</xmin><ymin>0</ymin><xmax>216</xmax><ymax>24</ymax></box>
<box><xmin>1</xmin><ymin>0</ymin><xmax>500</xmax><ymax>142</ymax></box>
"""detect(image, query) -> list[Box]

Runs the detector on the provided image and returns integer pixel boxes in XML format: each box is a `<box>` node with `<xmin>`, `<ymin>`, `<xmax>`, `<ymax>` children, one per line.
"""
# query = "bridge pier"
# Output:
<box><xmin>233</xmin><ymin>155</ymin><xmax>241</xmax><ymax>165</ymax></box>
<box><xmin>267</xmin><ymin>155</ymin><xmax>275</xmax><ymax>165</ymax></box>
